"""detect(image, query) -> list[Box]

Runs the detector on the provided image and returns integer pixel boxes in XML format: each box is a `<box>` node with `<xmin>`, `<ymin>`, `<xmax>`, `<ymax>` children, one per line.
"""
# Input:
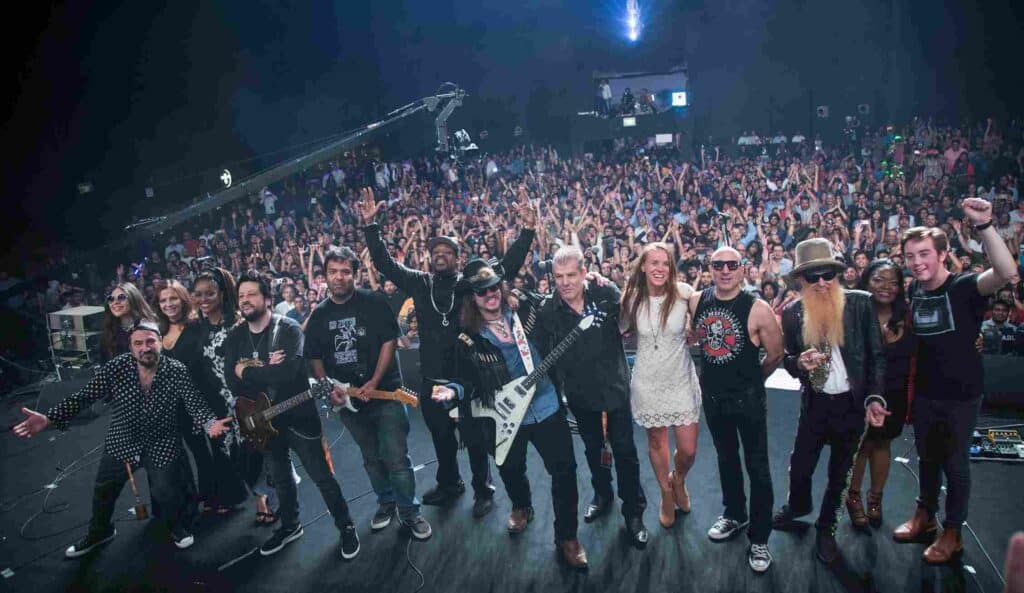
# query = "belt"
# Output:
<box><xmin>813</xmin><ymin>390</ymin><xmax>853</xmax><ymax>401</ymax></box>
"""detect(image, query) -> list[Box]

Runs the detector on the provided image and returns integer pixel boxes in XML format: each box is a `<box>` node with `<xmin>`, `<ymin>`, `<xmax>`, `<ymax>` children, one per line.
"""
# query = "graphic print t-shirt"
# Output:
<box><xmin>692</xmin><ymin>290</ymin><xmax>760</xmax><ymax>396</ymax></box>
<box><xmin>304</xmin><ymin>290</ymin><xmax>402</xmax><ymax>392</ymax></box>
<box><xmin>910</xmin><ymin>272</ymin><xmax>987</xmax><ymax>400</ymax></box>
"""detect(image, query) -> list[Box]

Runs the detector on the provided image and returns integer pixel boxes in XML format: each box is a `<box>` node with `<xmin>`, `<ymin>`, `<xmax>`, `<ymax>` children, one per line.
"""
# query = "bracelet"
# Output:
<box><xmin>972</xmin><ymin>219</ymin><xmax>993</xmax><ymax>231</ymax></box>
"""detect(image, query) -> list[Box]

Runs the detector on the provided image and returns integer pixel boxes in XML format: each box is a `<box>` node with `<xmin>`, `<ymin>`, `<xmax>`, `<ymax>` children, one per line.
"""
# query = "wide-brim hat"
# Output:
<box><xmin>789</xmin><ymin>238</ymin><xmax>845</xmax><ymax>278</ymax></box>
<box><xmin>427</xmin><ymin>236</ymin><xmax>460</xmax><ymax>255</ymax></box>
<box><xmin>460</xmin><ymin>258</ymin><xmax>503</xmax><ymax>292</ymax></box>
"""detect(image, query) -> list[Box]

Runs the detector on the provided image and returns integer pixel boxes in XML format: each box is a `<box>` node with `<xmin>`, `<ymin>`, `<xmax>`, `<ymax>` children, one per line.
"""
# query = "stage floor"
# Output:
<box><xmin>1</xmin><ymin>382</ymin><xmax>1020</xmax><ymax>593</ymax></box>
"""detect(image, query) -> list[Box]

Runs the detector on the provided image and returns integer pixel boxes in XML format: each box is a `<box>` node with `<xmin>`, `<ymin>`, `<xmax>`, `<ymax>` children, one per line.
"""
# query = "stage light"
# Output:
<box><xmin>622</xmin><ymin>116</ymin><xmax>637</xmax><ymax>127</ymax></box>
<box><xmin>626</xmin><ymin>0</ymin><xmax>641</xmax><ymax>42</ymax></box>
<box><xmin>671</xmin><ymin>91</ymin><xmax>688</xmax><ymax>107</ymax></box>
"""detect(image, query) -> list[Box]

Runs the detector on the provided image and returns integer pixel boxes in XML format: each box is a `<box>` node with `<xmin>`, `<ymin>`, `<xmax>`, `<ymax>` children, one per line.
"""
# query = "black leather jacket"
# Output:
<box><xmin>451</xmin><ymin>292</ymin><xmax>552</xmax><ymax>409</ymax></box>
<box><xmin>782</xmin><ymin>289</ymin><xmax>886</xmax><ymax>409</ymax></box>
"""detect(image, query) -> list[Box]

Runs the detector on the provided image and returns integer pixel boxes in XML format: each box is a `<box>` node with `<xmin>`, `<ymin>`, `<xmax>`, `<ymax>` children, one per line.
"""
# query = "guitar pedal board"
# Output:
<box><xmin>969</xmin><ymin>427</ymin><xmax>1024</xmax><ymax>462</ymax></box>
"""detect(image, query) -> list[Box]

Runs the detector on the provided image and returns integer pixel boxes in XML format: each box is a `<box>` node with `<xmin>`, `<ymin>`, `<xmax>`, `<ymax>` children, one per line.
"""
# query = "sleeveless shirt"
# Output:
<box><xmin>692</xmin><ymin>289</ymin><xmax>761</xmax><ymax>396</ymax></box>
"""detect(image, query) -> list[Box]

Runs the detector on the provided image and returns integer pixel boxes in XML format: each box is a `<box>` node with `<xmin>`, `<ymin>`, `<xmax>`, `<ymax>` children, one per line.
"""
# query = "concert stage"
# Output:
<box><xmin>1</xmin><ymin>376</ymin><xmax>1019</xmax><ymax>593</ymax></box>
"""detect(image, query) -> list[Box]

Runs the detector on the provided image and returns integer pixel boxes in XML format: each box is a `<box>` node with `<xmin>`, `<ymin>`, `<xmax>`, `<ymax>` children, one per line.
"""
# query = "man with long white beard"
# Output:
<box><xmin>771</xmin><ymin>238</ymin><xmax>888</xmax><ymax>564</ymax></box>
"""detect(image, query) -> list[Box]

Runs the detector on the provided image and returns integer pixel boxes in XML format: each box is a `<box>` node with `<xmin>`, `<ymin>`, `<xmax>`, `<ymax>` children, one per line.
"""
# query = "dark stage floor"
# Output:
<box><xmin>1</xmin><ymin>386</ymin><xmax>1020</xmax><ymax>593</ymax></box>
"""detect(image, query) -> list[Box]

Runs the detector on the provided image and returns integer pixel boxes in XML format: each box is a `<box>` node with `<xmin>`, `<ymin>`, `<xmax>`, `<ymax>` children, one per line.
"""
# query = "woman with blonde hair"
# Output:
<box><xmin>620</xmin><ymin>242</ymin><xmax>702</xmax><ymax>528</ymax></box>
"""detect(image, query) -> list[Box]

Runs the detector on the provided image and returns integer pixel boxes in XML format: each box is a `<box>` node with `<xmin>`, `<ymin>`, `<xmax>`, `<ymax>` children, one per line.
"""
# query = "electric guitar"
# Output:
<box><xmin>330</xmin><ymin>383</ymin><xmax>419</xmax><ymax>413</ymax></box>
<box><xmin>457</xmin><ymin>305</ymin><xmax>607</xmax><ymax>466</ymax></box>
<box><xmin>236</xmin><ymin>377</ymin><xmax>417</xmax><ymax>450</ymax></box>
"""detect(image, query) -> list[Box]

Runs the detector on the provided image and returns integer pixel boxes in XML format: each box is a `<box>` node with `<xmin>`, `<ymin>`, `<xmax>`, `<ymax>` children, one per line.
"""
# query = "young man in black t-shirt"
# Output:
<box><xmin>306</xmin><ymin>247</ymin><xmax>431</xmax><ymax>540</ymax></box>
<box><xmin>894</xmin><ymin>198</ymin><xmax>1019</xmax><ymax>564</ymax></box>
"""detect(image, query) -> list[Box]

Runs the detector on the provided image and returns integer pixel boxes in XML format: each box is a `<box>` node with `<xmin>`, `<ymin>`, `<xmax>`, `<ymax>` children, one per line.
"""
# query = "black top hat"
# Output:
<box><xmin>460</xmin><ymin>258</ymin><xmax>502</xmax><ymax>292</ymax></box>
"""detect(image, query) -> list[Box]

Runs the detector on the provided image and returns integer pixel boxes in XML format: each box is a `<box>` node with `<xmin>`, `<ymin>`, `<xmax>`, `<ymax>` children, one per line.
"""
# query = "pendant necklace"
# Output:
<box><xmin>248</xmin><ymin>329</ymin><xmax>266</xmax><ymax>360</ymax></box>
<box><xmin>428</xmin><ymin>275</ymin><xmax>457</xmax><ymax>327</ymax></box>
<box><xmin>649</xmin><ymin>296</ymin><xmax>663</xmax><ymax>350</ymax></box>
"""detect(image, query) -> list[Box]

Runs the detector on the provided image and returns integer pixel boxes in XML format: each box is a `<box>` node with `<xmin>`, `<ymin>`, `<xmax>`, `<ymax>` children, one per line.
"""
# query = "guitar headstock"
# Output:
<box><xmin>394</xmin><ymin>387</ymin><xmax>420</xmax><ymax>407</ymax></box>
<box><xmin>312</xmin><ymin>378</ymin><xmax>340</xmax><ymax>401</ymax></box>
<box><xmin>580</xmin><ymin>302</ymin><xmax>609</xmax><ymax>330</ymax></box>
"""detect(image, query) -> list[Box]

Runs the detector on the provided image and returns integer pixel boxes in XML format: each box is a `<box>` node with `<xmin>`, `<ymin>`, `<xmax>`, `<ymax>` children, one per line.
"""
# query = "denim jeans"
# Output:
<box><xmin>339</xmin><ymin>401</ymin><xmax>419</xmax><ymax>520</ymax></box>
<box><xmin>89</xmin><ymin>451</ymin><xmax>196</xmax><ymax>538</ymax></box>
<box><xmin>912</xmin><ymin>395</ymin><xmax>981</xmax><ymax>527</ymax></box>
<box><xmin>264</xmin><ymin>421</ymin><xmax>352</xmax><ymax>532</ymax></box>
<box><xmin>702</xmin><ymin>385</ymin><xmax>774</xmax><ymax>544</ymax></box>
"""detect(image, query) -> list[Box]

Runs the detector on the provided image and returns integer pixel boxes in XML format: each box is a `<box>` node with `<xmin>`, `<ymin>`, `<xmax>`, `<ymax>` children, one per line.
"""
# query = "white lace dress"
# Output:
<box><xmin>629</xmin><ymin>290</ymin><xmax>702</xmax><ymax>428</ymax></box>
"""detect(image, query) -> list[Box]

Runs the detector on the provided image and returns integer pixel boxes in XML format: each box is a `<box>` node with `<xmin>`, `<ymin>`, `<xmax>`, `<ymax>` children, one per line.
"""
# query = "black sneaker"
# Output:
<box><xmin>403</xmin><ymin>516</ymin><xmax>432</xmax><ymax>540</ymax></box>
<box><xmin>340</xmin><ymin>523</ymin><xmax>360</xmax><ymax>560</ymax></box>
<box><xmin>65</xmin><ymin>529</ymin><xmax>116</xmax><ymax>559</ymax></box>
<box><xmin>371</xmin><ymin>504</ymin><xmax>396</xmax><ymax>531</ymax></box>
<box><xmin>172</xmin><ymin>527</ymin><xmax>195</xmax><ymax>550</ymax></box>
<box><xmin>259</xmin><ymin>524</ymin><xmax>304</xmax><ymax>556</ymax></box>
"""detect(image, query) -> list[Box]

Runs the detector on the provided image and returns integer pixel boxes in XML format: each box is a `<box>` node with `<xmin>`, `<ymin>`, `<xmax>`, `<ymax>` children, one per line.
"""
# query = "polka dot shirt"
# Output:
<box><xmin>45</xmin><ymin>353</ymin><xmax>218</xmax><ymax>468</ymax></box>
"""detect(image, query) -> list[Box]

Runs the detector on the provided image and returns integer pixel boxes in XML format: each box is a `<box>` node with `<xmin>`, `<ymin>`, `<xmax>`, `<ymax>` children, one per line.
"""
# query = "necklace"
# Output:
<box><xmin>486</xmin><ymin>317</ymin><xmax>511</xmax><ymax>340</ymax></box>
<box><xmin>648</xmin><ymin>296</ymin><xmax>664</xmax><ymax>350</ymax></box>
<box><xmin>428</xmin><ymin>275</ymin><xmax>457</xmax><ymax>327</ymax></box>
<box><xmin>248</xmin><ymin>328</ymin><xmax>266</xmax><ymax>360</ymax></box>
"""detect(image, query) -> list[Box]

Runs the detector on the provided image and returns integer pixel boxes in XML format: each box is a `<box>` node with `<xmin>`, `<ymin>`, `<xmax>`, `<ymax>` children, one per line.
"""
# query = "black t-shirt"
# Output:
<box><xmin>305</xmin><ymin>289</ymin><xmax>402</xmax><ymax>391</ymax></box>
<box><xmin>910</xmin><ymin>272</ymin><xmax>987</xmax><ymax>400</ymax></box>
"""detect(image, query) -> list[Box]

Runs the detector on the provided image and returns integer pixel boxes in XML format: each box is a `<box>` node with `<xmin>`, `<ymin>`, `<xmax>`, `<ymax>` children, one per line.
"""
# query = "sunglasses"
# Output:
<box><xmin>106</xmin><ymin>293</ymin><xmax>128</xmax><ymax>303</ymax></box>
<box><xmin>473</xmin><ymin>285</ymin><xmax>501</xmax><ymax>297</ymax></box>
<box><xmin>710</xmin><ymin>261</ymin><xmax>741</xmax><ymax>271</ymax></box>
<box><xmin>801</xmin><ymin>269</ymin><xmax>838</xmax><ymax>283</ymax></box>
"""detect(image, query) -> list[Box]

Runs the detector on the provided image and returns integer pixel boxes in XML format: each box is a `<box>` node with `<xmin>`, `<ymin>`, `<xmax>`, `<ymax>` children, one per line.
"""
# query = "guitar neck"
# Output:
<box><xmin>522</xmin><ymin>327</ymin><xmax>581</xmax><ymax>390</ymax></box>
<box><xmin>344</xmin><ymin>387</ymin><xmax>404</xmax><ymax>402</ymax></box>
<box><xmin>263</xmin><ymin>389</ymin><xmax>316</xmax><ymax>421</ymax></box>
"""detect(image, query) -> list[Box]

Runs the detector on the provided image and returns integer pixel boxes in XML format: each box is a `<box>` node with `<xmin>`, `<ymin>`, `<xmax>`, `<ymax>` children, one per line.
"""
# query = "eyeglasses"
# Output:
<box><xmin>473</xmin><ymin>285</ymin><xmax>501</xmax><ymax>297</ymax></box>
<box><xmin>106</xmin><ymin>293</ymin><xmax>128</xmax><ymax>304</ymax></box>
<box><xmin>801</xmin><ymin>269</ymin><xmax>838</xmax><ymax>284</ymax></box>
<box><xmin>710</xmin><ymin>261</ymin><xmax>741</xmax><ymax>271</ymax></box>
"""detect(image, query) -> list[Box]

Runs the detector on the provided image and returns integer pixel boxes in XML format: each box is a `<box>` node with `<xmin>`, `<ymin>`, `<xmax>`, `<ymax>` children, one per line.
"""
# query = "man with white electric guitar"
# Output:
<box><xmin>305</xmin><ymin>246</ymin><xmax>432</xmax><ymax>541</ymax></box>
<box><xmin>431</xmin><ymin>259</ymin><xmax>588</xmax><ymax>570</ymax></box>
<box><xmin>224</xmin><ymin>272</ymin><xmax>360</xmax><ymax>560</ymax></box>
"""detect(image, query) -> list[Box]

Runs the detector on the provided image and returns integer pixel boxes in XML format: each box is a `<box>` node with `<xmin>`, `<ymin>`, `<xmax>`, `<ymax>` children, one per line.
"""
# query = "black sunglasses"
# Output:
<box><xmin>801</xmin><ymin>269</ymin><xmax>838</xmax><ymax>283</ymax></box>
<box><xmin>473</xmin><ymin>285</ymin><xmax>501</xmax><ymax>297</ymax></box>
<box><xmin>106</xmin><ymin>293</ymin><xmax>128</xmax><ymax>303</ymax></box>
<box><xmin>710</xmin><ymin>261</ymin><xmax>741</xmax><ymax>271</ymax></box>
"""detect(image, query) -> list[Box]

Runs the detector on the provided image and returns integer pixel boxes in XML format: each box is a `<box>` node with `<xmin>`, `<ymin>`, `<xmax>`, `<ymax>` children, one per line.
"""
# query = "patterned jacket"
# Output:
<box><xmin>45</xmin><ymin>353</ymin><xmax>218</xmax><ymax>468</ymax></box>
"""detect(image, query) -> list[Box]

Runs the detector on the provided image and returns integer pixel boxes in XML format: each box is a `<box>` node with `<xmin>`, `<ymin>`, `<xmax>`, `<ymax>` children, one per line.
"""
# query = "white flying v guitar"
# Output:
<box><xmin>455</xmin><ymin>304</ymin><xmax>606</xmax><ymax>466</ymax></box>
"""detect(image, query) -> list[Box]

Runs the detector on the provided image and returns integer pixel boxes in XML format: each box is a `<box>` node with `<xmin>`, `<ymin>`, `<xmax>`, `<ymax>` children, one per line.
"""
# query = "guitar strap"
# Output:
<box><xmin>266</xmin><ymin>315</ymin><xmax>282</xmax><ymax>403</ymax></box>
<box><xmin>509</xmin><ymin>311</ymin><xmax>535</xmax><ymax>375</ymax></box>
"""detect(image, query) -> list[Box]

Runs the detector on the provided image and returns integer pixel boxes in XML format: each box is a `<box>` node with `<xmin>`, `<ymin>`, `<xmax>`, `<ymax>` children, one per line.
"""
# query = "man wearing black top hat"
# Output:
<box><xmin>357</xmin><ymin>188</ymin><xmax>538</xmax><ymax>515</ymax></box>
<box><xmin>771</xmin><ymin>238</ymin><xmax>888</xmax><ymax>564</ymax></box>
<box><xmin>432</xmin><ymin>258</ymin><xmax>587</xmax><ymax>569</ymax></box>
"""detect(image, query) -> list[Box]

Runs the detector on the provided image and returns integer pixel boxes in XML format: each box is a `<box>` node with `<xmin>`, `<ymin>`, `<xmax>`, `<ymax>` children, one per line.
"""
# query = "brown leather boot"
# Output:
<box><xmin>846</xmin><ymin>490</ymin><xmax>868</xmax><ymax>529</ymax></box>
<box><xmin>670</xmin><ymin>471</ymin><xmax>691</xmax><ymax>514</ymax></box>
<box><xmin>557</xmin><ymin>539</ymin><xmax>589</xmax><ymax>570</ymax></box>
<box><xmin>659</xmin><ymin>485</ymin><xmax>676</xmax><ymax>529</ymax></box>
<box><xmin>893</xmin><ymin>505</ymin><xmax>937</xmax><ymax>543</ymax></box>
<box><xmin>866</xmin><ymin>490</ymin><xmax>883</xmax><ymax>528</ymax></box>
<box><xmin>923</xmin><ymin>527</ymin><xmax>963</xmax><ymax>564</ymax></box>
<box><xmin>507</xmin><ymin>507</ymin><xmax>534</xmax><ymax>535</ymax></box>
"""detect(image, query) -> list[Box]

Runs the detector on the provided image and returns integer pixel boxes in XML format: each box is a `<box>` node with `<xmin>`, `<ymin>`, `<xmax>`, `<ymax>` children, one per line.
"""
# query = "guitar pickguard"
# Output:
<box><xmin>468</xmin><ymin>377</ymin><xmax>534</xmax><ymax>466</ymax></box>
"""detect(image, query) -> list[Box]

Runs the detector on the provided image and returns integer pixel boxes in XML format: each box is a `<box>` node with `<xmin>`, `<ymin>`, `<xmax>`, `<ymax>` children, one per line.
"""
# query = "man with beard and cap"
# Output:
<box><xmin>894</xmin><ymin>198</ymin><xmax>1019</xmax><ymax>564</ymax></box>
<box><xmin>13</xmin><ymin>320</ymin><xmax>233</xmax><ymax>557</ymax></box>
<box><xmin>431</xmin><ymin>258</ymin><xmax>586</xmax><ymax>569</ymax></box>
<box><xmin>771</xmin><ymin>238</ymin><xmax>888</xmax><ymax>564</ymax></box>
<box><xmin>224</xmin><ymin>272</ymin><xmax>360</xmax><ymax>560</ymax></box>
<box><xmin>357</xmin><ymin>188</ymin><xmax>538</xmax><ymax>516</ymax></box>
<box><xmin>304</xmin><ymin>246</ymin><xmax>432</xmax><ymax>540</ymax></box>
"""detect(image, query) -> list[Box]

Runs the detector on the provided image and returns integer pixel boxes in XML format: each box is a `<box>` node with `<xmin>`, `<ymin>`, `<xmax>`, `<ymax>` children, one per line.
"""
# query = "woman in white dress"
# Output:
<box><xmin>621</xmin><ymin>242</ymin><xmax>702</xmax><ymax>528</ymax></box>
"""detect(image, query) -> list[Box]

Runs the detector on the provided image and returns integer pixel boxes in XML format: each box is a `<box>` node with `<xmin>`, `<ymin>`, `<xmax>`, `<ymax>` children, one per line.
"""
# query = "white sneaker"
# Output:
<box><xmin>707</xmin><ymin>516</ymin><xmax>750</xmax><ymax>541</ymax></box>
<box><xmin>748</xmin><ymin>543</ymin><xmax>772</xmax><ymax>573</ymax></box>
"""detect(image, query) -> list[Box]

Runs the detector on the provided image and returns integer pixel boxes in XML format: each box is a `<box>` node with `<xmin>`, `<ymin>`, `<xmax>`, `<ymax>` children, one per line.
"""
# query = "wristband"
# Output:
<box><xmin>972</xmin><ymin>219</ymin><xmax>993</xmax><ymax>231</ymax></box>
